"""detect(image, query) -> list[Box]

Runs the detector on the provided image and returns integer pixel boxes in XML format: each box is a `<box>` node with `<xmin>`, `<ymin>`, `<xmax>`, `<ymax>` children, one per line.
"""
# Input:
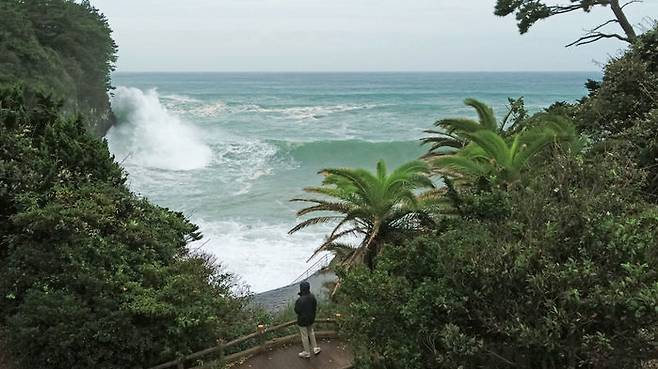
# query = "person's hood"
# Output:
<box><xmin>298</xmin><ymin>281</ymin><xmax>311</xmax><ymax>296</ymax></box>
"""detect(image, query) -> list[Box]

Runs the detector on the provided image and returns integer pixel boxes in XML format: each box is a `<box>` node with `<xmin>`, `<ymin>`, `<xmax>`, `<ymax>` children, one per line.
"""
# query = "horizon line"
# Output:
<box><xmin>112</xmin><ymin>69</ymin><xmax>602</xmax><ymax>74</ymax></box>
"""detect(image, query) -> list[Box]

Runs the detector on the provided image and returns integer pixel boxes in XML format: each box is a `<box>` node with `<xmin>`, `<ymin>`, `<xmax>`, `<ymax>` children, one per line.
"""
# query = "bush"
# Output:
<box><xmin>577</xmin><ymin>53</ymin><xmax>658</xmax><ymax>135</ymax></box>
<box><xmin>573</xmin><ymin>25</ymin><xmax>658</xmax><ymax>201</ymax></box>
<box><xmin>338</xmin><ymin>152</ymin><xmax>658</xmax><ymax>369</ymax></box>
<box><xmin>0</xmin><ymin>86</ymin><xmax>246</xmax><ymax>369</ymax></box>
<box><xmin>613</xmin><ymin>109</ymin><xmax>658</xmax><ymax>201</ymax></box>
<box><xmin>634</xmin><ymin>25</ymin><xmax>658</xmax><ymax>71</ymax></box>
<box><xmin>576</xmin><ymin>26</ymin><xmax>658</xmax><ymax>136</ymax></box>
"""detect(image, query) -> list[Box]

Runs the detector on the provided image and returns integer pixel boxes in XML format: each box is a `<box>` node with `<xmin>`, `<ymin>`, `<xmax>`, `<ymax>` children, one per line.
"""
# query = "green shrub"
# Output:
<box><xmin>613</xmin><ymin>109</ymin><xmax>658</xmax><ymax>200</ymax></box>
<box><xmin>338</xmin><ymin>152</ymin><xmax>658</xmax><ymax>369</ymax></box>
<box><xmin>634</xmin><ymin>25</ymin><xmax>658</xmax><ymax>71</ymax></box>
<box><xmin>577</xmin><ymin>26</ymin><xmax>658</xmax><ymax>136</ymax></box>
<box><xmin>0</xmin><ymin>85</ymin><xmax>246</xmax><ymax>369</ymax></box>
<box><xmin>577</xmin><ymin>53</ymin><xmax>658</xmax><ymax>135</ymax></box>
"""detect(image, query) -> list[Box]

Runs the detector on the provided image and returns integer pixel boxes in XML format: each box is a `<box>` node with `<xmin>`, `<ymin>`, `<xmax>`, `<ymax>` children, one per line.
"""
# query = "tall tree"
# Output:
<box><xmin>289</xmin><ymin>160</ymin><xmax>434</xmax><ymax>269</ymax></box>
<box><xmin>494</xmin><ymin>0</ymin><xmax>639</xmax><ymax>46</ymax></box>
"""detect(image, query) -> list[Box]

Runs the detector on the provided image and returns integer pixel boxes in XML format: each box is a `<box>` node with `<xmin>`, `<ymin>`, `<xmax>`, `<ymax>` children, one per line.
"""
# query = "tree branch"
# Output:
<box><xmin>621</xmin><ymin>0</ymin><xmax>642</xmax><ymax>10</ymax></box>
<box><xmin>589</xmin><ymin>19</ymin><xmax>619</xmax><ymax>32</ymax></box>
<box><xmin>552</xmin><ymin>0</ymin><xmax>610</xmax><ymax>14</ymax></box>
<box><xmin>566</xmin><ymin>32</ymin><xmax>629</xmax><ymax>47</ymax></box>
<box><xmin>550</xmin><ymin>4</ymin><xmax>583</xmax><ymax>15</ymax></box>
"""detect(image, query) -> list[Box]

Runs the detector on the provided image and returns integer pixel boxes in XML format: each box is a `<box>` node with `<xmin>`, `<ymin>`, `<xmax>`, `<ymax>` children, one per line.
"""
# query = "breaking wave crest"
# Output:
<box><xmin>106</xmin><ymin>87</ymin><xmax>212</xmax><ymax>171</ymax></box>
<box><xmin>160</xmin><ymin>96</ymin><xmax>383</xmax><ymax>120</ymax></box>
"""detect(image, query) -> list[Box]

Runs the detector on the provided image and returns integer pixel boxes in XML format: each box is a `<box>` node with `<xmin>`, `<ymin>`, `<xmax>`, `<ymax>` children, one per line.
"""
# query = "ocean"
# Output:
<box><xmin>106</xmin><ymin>72</ymin><xmax>599</xmax><ymax>292</ymax></box>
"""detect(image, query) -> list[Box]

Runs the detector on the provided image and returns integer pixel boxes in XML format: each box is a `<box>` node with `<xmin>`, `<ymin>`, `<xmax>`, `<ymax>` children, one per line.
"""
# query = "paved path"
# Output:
<box><xmin>232</xmin><ymin>338</ymin><xmax>353</xmax><ymax>369</ymax></box>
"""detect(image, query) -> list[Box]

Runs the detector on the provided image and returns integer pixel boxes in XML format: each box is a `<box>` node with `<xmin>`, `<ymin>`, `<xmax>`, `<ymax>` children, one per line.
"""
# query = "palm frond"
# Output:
<box><xmin>306</xmin><ymin>227</ymin><xmax>362</xmax><ymax>262</ymax></box>
<box><xmin>321</xmin><ymin>167</ymin><xmax>379</xmax><ymax>201</ymax></box>
<box><xmin>463</xmin><ymin>130</ymin><xmax>512</xmax><ymax>166</ymax></box>
<box><xmin>376</xmin><ymin>160</ymin><xmax>387</xmax><ymax>181</ymax></box>
<box><xmin>295</xmin><ymin>201</ymin><xmax>354</xmax><ymax>217</ymax></box>
<box><xmin>323</xmin><ymin>242</ymin><xmax>356</xmax><ymax>262</ymax></box>
<box><xmin>432</xmin><ymin>155</ymin><xmax>491</xmax><ymax>178</ymax></box>
<box><xmin>289</xmin><ymin>216</ymin><xmax>343</xmax><ymax>234</ymax></box>
<box><xmin>301</xmin><ymin>187</ymin><xmax>355</xmax><ymax>202</ymax></box>
<box><xmin>464</xmin><ymin>98</ymin><xmax>498</xmax><ymax>131</ymax></box>
<box><xmin>328</xmin><ymin>214</ymin><xmax>362</xmax><ymax>239</ymax></box>
<box><xmin>438</xmin><ymin>118</ymin><xmax>482</xmax><ymax>134</ymax></box>
<box><xmin>420</xmin><ymin>136</ymin><xmax>464</xmax><ymax>149</ymax></box>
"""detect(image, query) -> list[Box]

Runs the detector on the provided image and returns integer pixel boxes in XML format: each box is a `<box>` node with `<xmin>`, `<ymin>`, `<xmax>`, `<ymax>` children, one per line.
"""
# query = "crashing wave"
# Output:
<box><xmin>106</xmin><ymin>87</ymin><xmax>212</xmax><ymax>171</ymax></box>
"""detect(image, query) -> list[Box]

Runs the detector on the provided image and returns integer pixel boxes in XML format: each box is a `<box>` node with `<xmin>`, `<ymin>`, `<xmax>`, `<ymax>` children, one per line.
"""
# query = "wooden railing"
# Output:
<box><xmin>148</xmin><ymin>315</ymin><xmax>342</xmax><ymax>369</ymax></box>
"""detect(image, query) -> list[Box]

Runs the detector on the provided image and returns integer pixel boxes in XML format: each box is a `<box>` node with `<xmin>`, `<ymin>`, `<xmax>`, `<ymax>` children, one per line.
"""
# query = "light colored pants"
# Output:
<box><xmin>298</xmin><ymin>325</ymin><xmax>318</xmax><ymax>353</ymax></box>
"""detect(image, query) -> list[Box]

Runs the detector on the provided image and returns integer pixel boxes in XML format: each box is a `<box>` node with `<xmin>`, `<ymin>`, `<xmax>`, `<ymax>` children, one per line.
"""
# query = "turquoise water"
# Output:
<box><xmin>106</xmin><ymin>72</ymin><xmax>598</xmax><ymax>292</ymax></box>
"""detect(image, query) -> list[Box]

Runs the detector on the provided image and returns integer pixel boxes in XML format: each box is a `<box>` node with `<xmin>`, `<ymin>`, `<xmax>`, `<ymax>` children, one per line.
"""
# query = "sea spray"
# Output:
<box><xmin>106</xmin><ymin>87</ymin><xmax>212</xmax><ymax>171</ymax></box>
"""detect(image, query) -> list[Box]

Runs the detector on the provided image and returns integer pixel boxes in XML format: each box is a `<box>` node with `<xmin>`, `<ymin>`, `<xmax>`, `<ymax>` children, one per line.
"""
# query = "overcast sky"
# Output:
<box><xmin>90</xmin><ymin>0</ymin><xmax>657</xmax><ymax>72</ymax></box>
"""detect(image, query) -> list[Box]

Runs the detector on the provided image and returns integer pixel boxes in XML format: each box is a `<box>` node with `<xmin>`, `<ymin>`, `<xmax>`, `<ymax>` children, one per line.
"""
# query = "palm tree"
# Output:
<box><xmin>289</xmin><ymin>160</ymin><xmax>434</xmax><ymax>269</ymax></box>
<box><xmin>432</xmin><ymin>115</ymin><xmax>577</xmax><ymax>186</ymax></box>
<box><xmin>422</xmin><ymin>98</ymin><xmax>528</xmax><ymax>158</ymax></box>
<box><xmin>422</xmin><ymin>98</ymin><xmax>499</xmax><ymax>158</ymax></box>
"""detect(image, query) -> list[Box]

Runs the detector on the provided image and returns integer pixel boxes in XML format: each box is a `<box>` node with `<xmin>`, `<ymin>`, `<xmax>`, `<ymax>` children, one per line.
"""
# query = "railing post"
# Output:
<box><xmin>217</xmin><ymin>338</ymin><xmax>225</xmax><ymax>365</ymax></box>
<box><xmin>257</xmin><ymin>324</ymin><xmax>266</xmax><ymax>353</ymax></box>
<box><xmin>335</xmin><ymin>313</ymin><xmax>342</xmax><ymax>334</ymax></box>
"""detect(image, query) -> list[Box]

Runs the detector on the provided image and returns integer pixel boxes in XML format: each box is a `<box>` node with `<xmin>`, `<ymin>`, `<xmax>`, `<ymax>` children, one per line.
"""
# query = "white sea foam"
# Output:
<box><xmin>161</xmin><ymin>94</ymin><xmax>201</xmax><ymax>104</ymax></box>
<box><xmin>191</xmin><ymin>218</ymin><xmax>329</xmax><ymax>293</ymax></box>
<box><xmin>241</xmin><ymin>103</ymin><xmax>378</xmax><ymax>120</ymax></box>
<box><xmin>211</xmin><ymin>140</ymin><xmax>283</xmax><ymax>195</ymax></box>
<box><xmin>173</xmin><ymin>100</ymin><xmax>380</xmax><ymax>120</ymax></box>
<box><xmin>106</xmin><ymin>87</ymin><xmax>212</xmax><ymax>171</ymax></box>
<box><xmin>191</xmin><ymin>101</ymin><xmax>228</xmax><ymax>117</ymax></box>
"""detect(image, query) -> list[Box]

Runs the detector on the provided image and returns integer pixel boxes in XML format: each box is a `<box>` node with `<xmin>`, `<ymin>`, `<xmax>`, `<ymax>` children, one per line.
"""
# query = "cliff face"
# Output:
<box><xmin>0</xmin><ymin>0</ymin><xmax>117</xmax><ymax>136</ymax></box>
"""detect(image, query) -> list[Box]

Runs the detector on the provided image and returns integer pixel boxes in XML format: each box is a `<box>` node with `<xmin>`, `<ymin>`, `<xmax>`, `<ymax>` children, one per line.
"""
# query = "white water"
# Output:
<box><xmin>106</xmin><ymin>87</ymin><xmax>330</xmax><ymax>292</ymax></box>
<box><xmin>107</xmin><ymin>87</ymin><xmax>212</xmax><ymax>171</ymax></box>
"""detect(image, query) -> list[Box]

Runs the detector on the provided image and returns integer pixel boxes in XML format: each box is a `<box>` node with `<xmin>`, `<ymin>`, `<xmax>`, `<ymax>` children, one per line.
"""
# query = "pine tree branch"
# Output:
<box><xmin>621</xmin><ymin>0</ymin><xmax>642</xmax><ymax>10</ymax></box>
<box><xmin>566</xmin><ymin>32</ymin><xmax>629</xmax><ymax>47</ymax></box>
<box><xmin>550</xmin><ymin>4</ymin><xmax>584</xmax><ymax>15</ymax></box>
<box><xmin>589</xmin><ymin>19</ymin><xmax>620</xmax><ymax>32</ymax></box>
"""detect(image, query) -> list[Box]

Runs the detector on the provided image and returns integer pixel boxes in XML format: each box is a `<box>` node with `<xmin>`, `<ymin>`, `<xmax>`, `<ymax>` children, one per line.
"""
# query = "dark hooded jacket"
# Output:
<box><xmin>294</xmin><ymin>281</ymin><xmax>317</xmax><ymax>327</ymax></box>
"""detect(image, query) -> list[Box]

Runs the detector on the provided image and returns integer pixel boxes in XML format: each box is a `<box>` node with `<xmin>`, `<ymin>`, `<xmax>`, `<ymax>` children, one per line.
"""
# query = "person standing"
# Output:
<box><xmin>294</xmin><ymin>281</ymin><xmax>321</xmax><ymax>358</ymax></box>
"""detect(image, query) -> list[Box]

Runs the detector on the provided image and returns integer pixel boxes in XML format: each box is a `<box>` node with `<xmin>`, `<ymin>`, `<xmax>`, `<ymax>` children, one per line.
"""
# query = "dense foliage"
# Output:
<box><xmin>0</xmin><ymin>86</ymin><xmax>246</xmax><ymax>369</ymax></box>
<box><xmin>577</xmin><ymin>50</ymin><xmax>658</xmax><ymax>135</ymax></box>
<box><xmin>334</xmin><ymin>25</ymin><xmax>658</xmax><ymax>369</ymax></box>
<box><xmin>0</xmin><ymin>0</ymin><xmax>117</xmax><ymax>136</ymax></box>
<box><xmin>425</xmin><ymin>99</ymin><xmax>578</xmax><ymax>186</ymax></box>
<box><xmin>338</xmin><ymin>152</ymin><xmax>658</xmax><ymax>369</ymax></box>
<box><xmin>575</xmin><ymin>27</ymin><xmax>658</xmax><ymax>199</ymax></box>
